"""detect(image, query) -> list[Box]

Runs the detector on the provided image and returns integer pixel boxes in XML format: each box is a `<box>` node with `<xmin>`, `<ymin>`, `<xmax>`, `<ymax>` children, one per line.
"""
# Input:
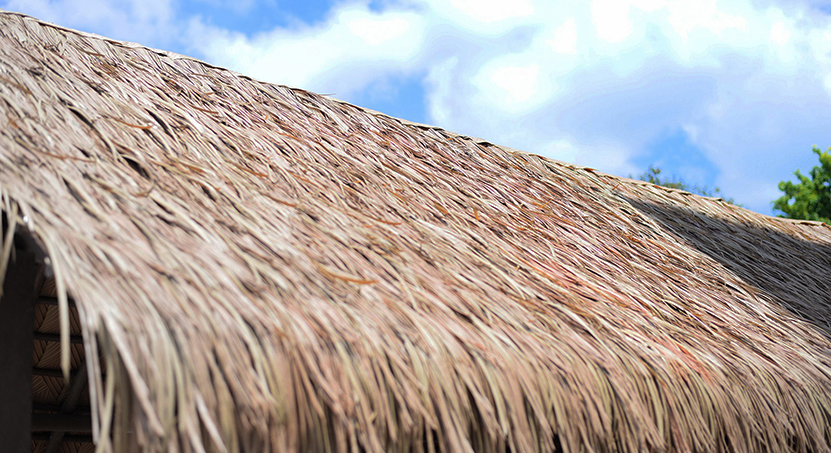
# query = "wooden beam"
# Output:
<box><xmin>33</xmin><ymin>331</ymin><xmax>84</xmax><ymax>344</ymax></box>
<box><xmin>31</xmin><ymin>413</ymin><xmax>92</xmax><ymax>433</ymax></box>
<box><xmin>33</xmin><ymin>367</ymin><xmax>104</xmax><ymax>380</ymax></box>
<box><xmin>36</xmin><ymin>296</ymin><xmax>76</xmax><ymax>308</ymax></box>
<box><xmin>33</xmin><ymin>403</ymin><xmax>92</xmax><ymax>414</ymax></box>
<box><xmin>44</xmin><ymin>362</ymin><xmax>90</xmax><ymax>453</ymax></box>
<box><xmin>32</xmin><ymin>433</ymin><xmax>93</xmax><ymax>443</ymax></box>
<box><xmin>32</xmin><ymin>367</ymin><xmax>66</xmax><ymax>378</ymax></box>
<box><xmin>0</xmin><ymin>247</ymin><xmax>41</xmax><ymax>451</ymax></box>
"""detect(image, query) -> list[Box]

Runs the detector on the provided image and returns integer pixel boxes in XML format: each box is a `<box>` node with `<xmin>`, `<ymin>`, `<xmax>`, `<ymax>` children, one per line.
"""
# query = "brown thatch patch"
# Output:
<box><xmin>1</xmin><ymin>10</ymin><xmax>831</xmax><ymax>453</ymax></box>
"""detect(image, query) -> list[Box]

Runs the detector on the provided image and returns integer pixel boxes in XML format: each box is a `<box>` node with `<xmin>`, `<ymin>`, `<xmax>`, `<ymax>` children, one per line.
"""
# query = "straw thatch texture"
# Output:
<box><xmin>2</xmin><ymin>10</ymin><xmax>831</xmax><ymax>453</ymax></box>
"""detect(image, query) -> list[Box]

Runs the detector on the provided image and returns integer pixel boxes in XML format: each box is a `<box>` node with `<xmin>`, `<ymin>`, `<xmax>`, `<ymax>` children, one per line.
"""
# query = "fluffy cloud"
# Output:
<box><xmin>419</xmin><ymin>0</ymin><xmax>536</xmax><ymax>36</ymax></box>
<box><xmin>186</xmin><ymin>4</ymin><xmax>427</xmax><ymax>97</ymax></box>
<box><xmin>1</xmin><ymin>0</ymin><xmax>176</xmax><ymax>48</ymax></box>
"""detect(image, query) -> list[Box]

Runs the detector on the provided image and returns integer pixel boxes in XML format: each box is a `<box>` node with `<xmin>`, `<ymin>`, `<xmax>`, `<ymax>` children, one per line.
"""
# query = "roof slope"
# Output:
<box><xmin>2</xmin><ymin>11</ymin><xmax>831</xmax><ymax>453</ymax></box>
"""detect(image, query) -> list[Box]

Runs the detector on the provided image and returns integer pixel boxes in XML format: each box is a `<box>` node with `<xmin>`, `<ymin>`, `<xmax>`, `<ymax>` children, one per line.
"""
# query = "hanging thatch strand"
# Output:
<box><xmin>1</xmin><ymin>10</ymin><xmax>831</xmax><ymax>453</ymax></box>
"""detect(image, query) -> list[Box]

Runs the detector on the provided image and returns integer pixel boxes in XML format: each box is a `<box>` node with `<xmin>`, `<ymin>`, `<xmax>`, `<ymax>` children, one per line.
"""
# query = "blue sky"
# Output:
<box><xmin>4</xmin><ymin>0</ymin><xmax>831</xmax><ymax>215</ymax></box>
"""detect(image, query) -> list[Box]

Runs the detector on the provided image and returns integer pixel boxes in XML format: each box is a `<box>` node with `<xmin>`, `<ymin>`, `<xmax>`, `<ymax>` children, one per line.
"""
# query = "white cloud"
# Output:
<box><xmin>420</xmin><ymin>0</ymin><xmax>537</xmax><ymax>36</ymax></box>
<box><xmin>770</xmin><ymin>20</ymin><xmax>791</xmax><ymax>44</ymax></box>
<box><xmin>446</xmin><ymin>0</ymin><xmax>534</xmax><ymax>23</ymax></box>
<box><xmin>665</xmin><ymin>0</ymin><xmax>748</xmax><ymax>41</ymax></box>
<box><xmin>591</xmin><ymin>0</ymin><xmax>633</xmax><ymax>43</ymax></box>
<box><xmin>425</xmin><ymin>56</ymin><xmax>460</xmax><ymax>126</ymax></box>
<box><xmin>547</xmin><ymin>18</ymin><xmax>578</xmax><ymax>54</ymax></box>
<box><xmin>472</xmin><ymin>60</ymin><xmax>553</xmax><ymax>114</ymax></box>
<box><xmin>1</xmin><ymin>0</ymin><xmax>176</xmax><ymax>48</ymax></box>
<box><xmin>186</xmin><ymin>4</ymin><xmax>427</xmax><ymax>96</ymax></box>
<box><xmin>682</xmin><ymin>124</ymin><xmax>700</xmax><ymax>142</ymax></box>
<box><xmin>347</xmin><ymin>16</ymin><xmax>411</xmax><ymax>45</ymax></box>
<box><xmin>545</xmin><ymin>139</ymin><xmax>580</xmax><ymax>163</ymax></box>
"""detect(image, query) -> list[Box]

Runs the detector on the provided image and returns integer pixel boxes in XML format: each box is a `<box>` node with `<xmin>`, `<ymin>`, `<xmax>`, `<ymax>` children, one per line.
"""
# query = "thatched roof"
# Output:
<box><xmin>2</xmin><ymin>10</ymin><xmax>831</xmax><ymax>453</ymax></box>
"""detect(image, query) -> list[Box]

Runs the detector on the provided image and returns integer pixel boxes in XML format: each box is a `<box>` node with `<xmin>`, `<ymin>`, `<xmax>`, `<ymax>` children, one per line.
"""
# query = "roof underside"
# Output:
<box><xmin>1</xmin><ymin>11</ymin><xmax>831</xmax><ymax>453</ymax></box>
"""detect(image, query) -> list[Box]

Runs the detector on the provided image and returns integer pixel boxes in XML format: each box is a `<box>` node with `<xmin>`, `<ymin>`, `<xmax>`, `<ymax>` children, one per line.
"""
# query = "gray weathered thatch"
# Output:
<box><xmin>2</xmin><ymin>10</ymin><xmax>831</xmax><ymax>453</ymax></box>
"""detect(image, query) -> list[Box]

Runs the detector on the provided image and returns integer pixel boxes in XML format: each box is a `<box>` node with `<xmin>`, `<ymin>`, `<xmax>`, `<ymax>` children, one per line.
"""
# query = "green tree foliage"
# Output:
<box><xmin>773</xmin><ymin>147</ymin><xmax>831</xmax><ymax>224</ymax></box>
<box><xmin>633</xmin><ymin>166</ymin><xmax>736</xmax><ymax>204</ymax></box>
